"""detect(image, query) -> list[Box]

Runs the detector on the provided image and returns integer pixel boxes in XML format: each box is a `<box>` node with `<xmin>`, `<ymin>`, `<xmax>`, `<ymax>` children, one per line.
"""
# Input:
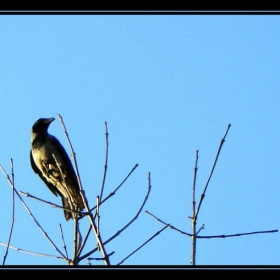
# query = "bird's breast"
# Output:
<box><xmin>32</xmin><ymin>145</ymin><xmax>52</xmax><ymax>172</ymax></box>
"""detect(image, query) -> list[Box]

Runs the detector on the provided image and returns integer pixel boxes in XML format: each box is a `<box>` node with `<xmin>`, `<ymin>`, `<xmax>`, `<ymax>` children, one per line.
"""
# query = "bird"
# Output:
<box><xmin>30</xmin><ymin>117</ymin><xmax>85</xmax><ymax>221</ymax></box>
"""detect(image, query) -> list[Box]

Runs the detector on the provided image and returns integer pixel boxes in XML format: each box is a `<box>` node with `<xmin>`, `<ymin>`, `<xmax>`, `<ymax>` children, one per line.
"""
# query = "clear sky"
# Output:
<box><xmin>0</xmin><ymin>13</ymin><xmax>279</xmax><ymax>266</ymax></box>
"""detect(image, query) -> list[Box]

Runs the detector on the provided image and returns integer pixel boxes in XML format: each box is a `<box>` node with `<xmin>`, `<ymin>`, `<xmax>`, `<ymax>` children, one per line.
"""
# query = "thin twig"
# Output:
<box><xmin>192</xmin><ymin>150</ymin><xmax>199</xmax><ymax>219</ymax></box>
<box><xmin>117</xmin><ymin>224</ymin><xmax>169</xmax><ymax>265</ymax></box>
<box><xmin>19</xmin><ymin>191</ymin><xmax>82</xmax><ymax>216</ymax></box>
<box><xmin>145</xmin><ymin>210</ymin><xmax>192</xmax><ymax>236</ymax></box>
<box><xmin>191</xmin><ymin>150</ymin><xmax>199</xmax><ymax>265</ymax></box>
<box><xmin>87</xmin><ymin>251</ymin><xmax>115</xmax><ymax>262</ymax></box>
<box><xmin>0</xmin><ymin>242</ymin><xmax>65</xmax><ymax>260</ymax></box>
<box><xmin>197</xmin><ymin>229</ymin><xmax>278</xmax><ymax>239</ymax></box>
<box><xmin>59</xmin><ymin>223</ymin><xmax>68</xmax><ymax>259</ymax></box>
<box><xmin>77</xmin><ymin>224</ymin><xmax>92</xmax><ymax>258</ymax></box>
<box><xmin>90</xmin><ymin>163</ymin><xmax>139</xmax><ymax>212</ymax></box>
<box><xmin>96</xmin><ymin>196</ymin><xmax>100</xmax><ymax>236</ymax></box>
<box><xmin>145</xmin><ymin>210</ymin><xmax>278</xmax><ymax>238</ymax></box>
<box><xmin>196</xmin><ymin>224</ymin><xmax>205</xmax><ymax>235</ymax></box>
<box><xmin>2</xmin><ymin>159</ymin><xmax>15</xmax><ymax>265</ymax></box>
<box><xmin>99</xmin><ymin>121</ymin><xmax>109</xmax><ymax>201</ymax></box>
<box><xmin>195</xmin><ymin>124</ymin><xmax>231</xmax><ymax>219</ymax></box>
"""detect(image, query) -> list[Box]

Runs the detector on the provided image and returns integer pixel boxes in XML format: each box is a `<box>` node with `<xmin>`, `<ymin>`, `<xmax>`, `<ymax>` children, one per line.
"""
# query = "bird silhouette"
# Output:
<box><xmin>30</xmin><ymin>117</ymin><xmax>84</xmax><ymax>220</ymax></box>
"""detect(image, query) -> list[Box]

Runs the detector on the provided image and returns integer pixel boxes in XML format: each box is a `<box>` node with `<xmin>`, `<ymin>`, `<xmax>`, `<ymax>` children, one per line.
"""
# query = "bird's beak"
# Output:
<box><xmin>44</xmin><ymin>118</ymin><xmax>55</xmax><ymax>124</ymax></box>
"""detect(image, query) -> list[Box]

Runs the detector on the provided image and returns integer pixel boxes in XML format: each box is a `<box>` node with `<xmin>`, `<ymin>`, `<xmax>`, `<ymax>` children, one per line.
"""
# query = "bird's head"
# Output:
<box><xmin>31</xmin><ymin>117</ymin><xmax>55</xmax><ymax>135</ymax></box>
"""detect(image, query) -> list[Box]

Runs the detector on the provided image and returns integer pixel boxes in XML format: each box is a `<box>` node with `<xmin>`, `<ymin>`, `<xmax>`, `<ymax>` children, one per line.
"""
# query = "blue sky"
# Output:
<box><xmin>0</xmin><ymin>14</ymin><xmax>279</xmax><ymax>266</ymax></box>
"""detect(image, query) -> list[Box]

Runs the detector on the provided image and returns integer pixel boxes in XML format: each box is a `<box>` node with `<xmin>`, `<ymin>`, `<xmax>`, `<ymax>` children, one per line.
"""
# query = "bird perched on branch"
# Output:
<box><xmin>30</xmin><ymin>117</ymin><xmax>85</xmax><ymax>221</ymax></box>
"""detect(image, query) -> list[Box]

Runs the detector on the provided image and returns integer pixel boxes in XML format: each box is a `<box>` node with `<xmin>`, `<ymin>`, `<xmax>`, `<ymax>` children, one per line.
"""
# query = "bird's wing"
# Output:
<box><xmin>47</xmin><ymin>135</ymin><xmax>78</xmax><ymax>184</ymax></box>
<box><xmin>47</xmin><ymin>136</ymin><xmax>84</xmax><ymax>211</ymax></box>
<box><xmin>30</xmin><ymin>150</ymin><xmax>59</xmax><ymax>197</ymax></box>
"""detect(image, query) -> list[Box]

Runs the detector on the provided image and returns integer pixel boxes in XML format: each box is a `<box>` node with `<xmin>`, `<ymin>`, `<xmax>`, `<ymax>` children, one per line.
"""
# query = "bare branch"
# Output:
<box><xmin>2</xmin><ymin>159</ymin><xmax>15</xmax><ymax>265</ymax></box>
<box><xmin>90</xmin><ymin>163</ymin><xmax>139</xmax><ymax>212</ymax></box>
<box><xmin>192</xmin><ymin>150</ymin><xmax>199</xmax><ymax>220</ymax></box>
<box><xmin>72</xmin><ymin>218</ymin><xmax>80</xmax><ymax>264</ymax></box>
<box><xmin>87</xmin><ymin>251</ymin><xmax>115</xmax><ymax>263</ymax></box>
<box><xmin>117</xmin><ymin>224</ymin><xmax>169</xmax><ymax>265</ymax></box>
<box><xmin>96</xmin><ymin>196</ymin><xmax>100</xmax><ymax>236</ymax></box>
<box><xmin>145</xmin><ymin>211</ymin><xmax>277</xmax><ymax>239</ymax></box>
<box><xmin>19</xmin><ymin>191</ymin><xmax>83</xmax><ymax>216</ymax></box>
<box><xmin>197</xmin><ymin>229</ymin><xmax>278</xmax><ymax>239</ymax></box>
<box><xmin>59</xmin><ymin>223</ymin><xmax>68</xmax><ymax>259</ymax></box>
<box><xmin>145</xmin><ymin>210</ymin><xmax>192</xmax><ymax>237</ymax></box>
<box><xmin>0</xmin><ymin>242</ymin><xmax>65</xmax><ymax>260</ymax></box>
<box><xmin>196</xmin><ymin>224</ymin><xmax>205</xmax><ymax>235</ymax></box>
<box><xmin>191</xmin><ymin>150</ymin><xmax>199</xmax><ymax>265</ymax></box>
<box><xmin>99</xmin><ymin>121</ymin><xmax>109</xmax><ymax>201</ymax></box>
<box><xmin>76</xmin><ymin>224</ymin><xmax>92</xmax><ymax>258</ymax></box>
<box><xmin>195</xmin><ymin>124</ymin><xmax>231</xmax><ymax>219</ymax></box>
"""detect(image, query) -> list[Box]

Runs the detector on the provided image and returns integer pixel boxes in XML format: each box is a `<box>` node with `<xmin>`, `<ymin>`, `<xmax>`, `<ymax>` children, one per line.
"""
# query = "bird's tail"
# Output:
<box><xmin>60</xmin><ymin>180</ymin><xmax>85</xmax><ymax>221</ymax></box>
<box><xmin>61</xmin><ymin>196</ymin><xmax>73</xmax><ymax>221</ymax></box>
